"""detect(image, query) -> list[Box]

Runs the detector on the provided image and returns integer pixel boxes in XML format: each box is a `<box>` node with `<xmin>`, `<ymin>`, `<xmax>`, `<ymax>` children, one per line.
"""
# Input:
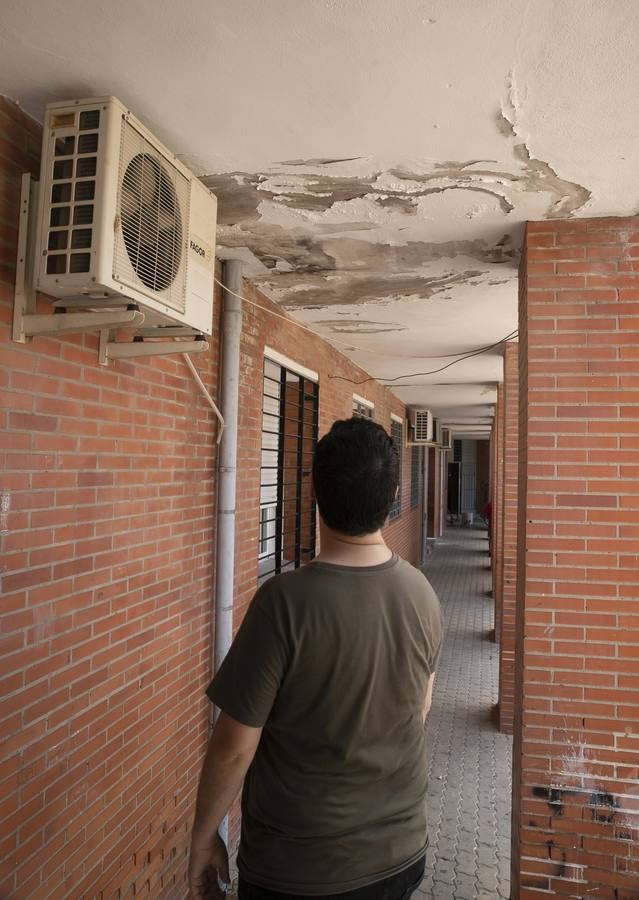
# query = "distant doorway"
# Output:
<box><xmin>448</xmin><ymin>461</ymin><xmax>461</xmax><ymax>516</ymax></box>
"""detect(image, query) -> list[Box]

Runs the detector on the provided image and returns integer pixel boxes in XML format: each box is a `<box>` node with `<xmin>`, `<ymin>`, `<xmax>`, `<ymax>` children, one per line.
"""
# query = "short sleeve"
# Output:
<box><xmin>429</xmin><ymin>616</ymin><xmax>443</xmax><ymax>675</ymax></box>
<box><xmin>422</xmin><ymin>582</ymin><xmax>444</xmax><ymax>676</ymax></box>
<box><xmin>206</xmin><ymin>590</ymin><xmax>289</xmax><ymax>727</ymax></box>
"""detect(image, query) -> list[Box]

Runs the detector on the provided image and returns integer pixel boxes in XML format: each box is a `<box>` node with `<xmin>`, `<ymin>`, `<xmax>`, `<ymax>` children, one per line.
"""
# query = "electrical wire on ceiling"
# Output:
<box><xmin>327</xmin><ymin>330</ymin><xmax>519</xmax><ymax>386</ymax></box>
<box><xmin>213</xmin><ymin>275</ymin><xmax>518</xmax><ymax>365</ymax></box>
<box><xmin>212</xmin><ymin>275</ymin><xmax>368</xmax><ymax>371</ymax></box>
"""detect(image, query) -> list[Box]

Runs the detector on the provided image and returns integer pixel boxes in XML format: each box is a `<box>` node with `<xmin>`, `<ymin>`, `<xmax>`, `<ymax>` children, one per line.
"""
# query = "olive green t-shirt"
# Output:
<box><xmin>207</xmin><ymin>555</ymin><xmax>443</xmax><ymax>895</ymax></box>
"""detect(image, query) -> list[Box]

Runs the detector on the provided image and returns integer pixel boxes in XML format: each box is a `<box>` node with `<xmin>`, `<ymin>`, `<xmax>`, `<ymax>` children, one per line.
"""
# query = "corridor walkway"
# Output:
<box><xmin>419</xmin><ymin>528</ymin><xmax>513</xmax><ymax>900</ymax></box>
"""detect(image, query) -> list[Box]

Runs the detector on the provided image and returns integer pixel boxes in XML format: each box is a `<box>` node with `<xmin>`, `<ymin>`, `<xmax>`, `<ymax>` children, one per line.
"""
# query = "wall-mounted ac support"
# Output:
<box><xmin>13</xmin><ymin>96</ymin><xmax>217</xmax><ymax>365</ymax></box>
<box><xmin>13</xmin><ymin>174</ymin><xmax>146</xmax><ymax>342</ymax></box>
<box><xmin>98</xmin><ymin>330</ymin><xmax>207</xmax><ymax>365</ymax></box>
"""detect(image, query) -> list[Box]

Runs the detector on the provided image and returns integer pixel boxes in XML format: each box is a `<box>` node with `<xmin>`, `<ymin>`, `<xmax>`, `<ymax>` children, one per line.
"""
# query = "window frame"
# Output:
<box><xmin>388</xmin><ymin>415</ymin><xmax>404</xmax><ymax>521</ymax></box>
<box><xmin>258</xmin><ymin>354</ymin><xmax>319</xmax><ymax>584</ymax></box>
<box><xmin>352</xmin><ymin>393</ymin><xmax>375</xmax><ymax>419</ymax></box>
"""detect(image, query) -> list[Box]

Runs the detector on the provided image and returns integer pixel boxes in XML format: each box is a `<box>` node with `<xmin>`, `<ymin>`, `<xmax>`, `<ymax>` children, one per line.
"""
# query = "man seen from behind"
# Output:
<box><xmin>189</xmin><ymin>417</ymin><xmax>443</xmax><ymax>900</ymax></box>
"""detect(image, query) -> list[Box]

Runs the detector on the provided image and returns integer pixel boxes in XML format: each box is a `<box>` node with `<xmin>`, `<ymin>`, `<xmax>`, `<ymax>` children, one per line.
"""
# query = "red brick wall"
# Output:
<box><xmin>1</xmin><ymin>97</ymin><xmax>219</xmax><ymax>898</ymax></box>
<box><xmin>513</xmin><ymin>218</ymin><xmax>639</xmax><ymax>898</ymax></box>
<box><xmin>498</xmin><ymin>342</ymin><xmax>519</xmax><ymax>734</ymax></box>
<box><xmin>1</xmin><ymin>98</ymin><xmax>428</xmax><ymax>895</ymax></box>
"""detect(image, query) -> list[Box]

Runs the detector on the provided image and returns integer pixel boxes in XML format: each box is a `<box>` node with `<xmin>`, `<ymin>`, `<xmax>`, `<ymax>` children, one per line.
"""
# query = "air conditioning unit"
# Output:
<box><xmin>409</xmin><ymin>408</ymin><xmax>434</xmax><ymax>444</ymax></box>
<box><xmin>440</xmin><ymin>426</ymin><xmax>453</xmax><ymax>450</ymax></box>
<box><xmin>33</xmin><ymin>96</ymin><xmax>217</xmax><ymax>335</ymax></box>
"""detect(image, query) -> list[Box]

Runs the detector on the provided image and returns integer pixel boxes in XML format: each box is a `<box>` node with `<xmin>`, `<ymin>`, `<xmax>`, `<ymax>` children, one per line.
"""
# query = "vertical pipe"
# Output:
<box><xmin>213</xmin><ymin>259</ymin><xmax>243</xmax><ymax>845</ymax></box>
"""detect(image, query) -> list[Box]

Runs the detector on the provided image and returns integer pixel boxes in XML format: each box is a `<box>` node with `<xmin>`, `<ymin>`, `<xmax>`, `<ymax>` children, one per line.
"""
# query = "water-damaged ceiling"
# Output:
<box><xmin>2</xmin><ymin>0</ymin><xmax>638</xmax><ymax>435</ymax></box>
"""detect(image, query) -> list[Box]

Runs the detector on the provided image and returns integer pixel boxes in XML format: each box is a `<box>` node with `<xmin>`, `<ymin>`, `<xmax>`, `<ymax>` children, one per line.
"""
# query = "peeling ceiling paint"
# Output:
<box><xmin>2</xmin><ymin>0</ymin><xmax>638</xmax><ymax>433</ymax></box>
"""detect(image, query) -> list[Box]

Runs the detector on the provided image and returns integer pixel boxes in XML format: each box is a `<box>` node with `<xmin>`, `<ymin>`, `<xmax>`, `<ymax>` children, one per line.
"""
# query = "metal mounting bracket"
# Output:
<box><xmin>98</xmin><ymin>332</ymin><xmax>208</xmax><ymax>366</ymax></box>
<box><xmin>23</xmin><ymin>309</ymin><xmax>146</xmax><ymax>337</ymax></box>
<box><xmin>12</xmin><ymin>173</ymin><xmax>148</xmax><ymax>342</ymax></box>
<box><xmin>12</xmin><ymin>173</ymin><xmax>38</xmax><ymax>344</ymax></box>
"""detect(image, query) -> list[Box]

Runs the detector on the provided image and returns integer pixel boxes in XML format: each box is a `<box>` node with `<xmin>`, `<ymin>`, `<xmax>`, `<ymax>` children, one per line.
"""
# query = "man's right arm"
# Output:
<box><xmin>189</xmin><ymin>712</ymin><xmax>262</xmax><ymax>898</ymax></box>
<box><xmin>423</xmin><ymin>672</ymin><xmax>436</xmax><ymax>721</ymax></box>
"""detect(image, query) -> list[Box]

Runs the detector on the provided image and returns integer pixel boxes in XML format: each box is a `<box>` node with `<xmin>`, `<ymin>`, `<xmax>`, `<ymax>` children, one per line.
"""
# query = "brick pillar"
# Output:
<box><xmin>492</xmin><ymin>384</ymin><xmax>504</xmax><ymax>642</ymax></box>
<box><xmin>513</xmin><ymin>218</ymin><xmax>639</xmax><ymax>898</ymax></box>
<box><xmin>427</xmin><ymin>447</ymin><xmax>442</xmax><ymax>538</ymax></box>
<box><xmin>498</xmin><ymin>342</ymin><xmax>519</xmax><ymax>734</ymax></box>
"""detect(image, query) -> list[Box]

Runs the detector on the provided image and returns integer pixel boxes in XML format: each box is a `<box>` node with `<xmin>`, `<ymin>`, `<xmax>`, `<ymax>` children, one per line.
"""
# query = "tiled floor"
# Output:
<box><xmin>419</xmin><ymin>527</ymin><xmax>513</xmax><ymax>900</ymax></box>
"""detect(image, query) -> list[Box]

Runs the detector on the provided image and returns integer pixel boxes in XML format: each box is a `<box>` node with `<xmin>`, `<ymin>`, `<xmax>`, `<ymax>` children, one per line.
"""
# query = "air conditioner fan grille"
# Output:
<box><xmin>115</xmin><ymin>120</ymin><xmax>188</xmax><ymax>312</ymax></box>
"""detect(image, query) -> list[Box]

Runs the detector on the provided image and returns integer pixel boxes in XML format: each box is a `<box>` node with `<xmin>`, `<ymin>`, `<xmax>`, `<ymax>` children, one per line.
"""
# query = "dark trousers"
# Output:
<box><xmin>238</xmin><ymin>856</ymin><xmax>426</xmax><ymax>900</ymax></box>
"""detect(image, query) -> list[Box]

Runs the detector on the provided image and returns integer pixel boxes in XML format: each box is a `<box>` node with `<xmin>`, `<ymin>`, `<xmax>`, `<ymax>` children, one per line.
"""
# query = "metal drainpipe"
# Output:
<box><xmin>213</xmin><ymin>259</ymin><xmax>243</xmax><ymax>846</ymax></box>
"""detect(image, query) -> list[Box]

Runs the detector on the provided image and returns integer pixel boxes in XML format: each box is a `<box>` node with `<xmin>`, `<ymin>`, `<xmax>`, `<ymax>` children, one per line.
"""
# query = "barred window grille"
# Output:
<box><xmin>258</xmin><ymin>358</ymin><xmax>319</xmax><ymax>584</ymax></box>
<box><xmin>352</xmin><ymin>396</ymin><xmax>375</xmax><ymax>419</ymax></box>
<box><xmin>389</xmin><ymin>419</ymin><xmax>403</xmax><ymax>520</ymax></box>
<box><xmin>410</xmin><ymin>445</ymin><xmax>420</xmax><ymax>509</ymax></box>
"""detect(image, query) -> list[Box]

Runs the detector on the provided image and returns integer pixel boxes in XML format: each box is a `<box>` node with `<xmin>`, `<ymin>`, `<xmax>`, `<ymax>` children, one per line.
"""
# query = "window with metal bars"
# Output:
<box><xmin>258</xmin><ymin>358</ymin><xmax>319</xmax><ymax>584</ymax></box>
<box><xmin>388</xmin><ymin>419</ymin><xmax>403</xmax><ymax>520</ymax></box>
<box><xmin>352</xmin><ymin>395</ymin><xmax>375</xmax><ymax>419</ymax></box>
<box><xmin>410</xmin><ymin>445</ymin><xmax>420</xmax><ymax>509</ymax></box>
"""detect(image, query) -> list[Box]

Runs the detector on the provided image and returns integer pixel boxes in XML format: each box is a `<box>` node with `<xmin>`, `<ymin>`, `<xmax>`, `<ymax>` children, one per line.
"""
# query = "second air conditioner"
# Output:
<box><xmin>408</xmin><ymin>408</ymin><xmax>434</xmax><ymax>444</ymax></box>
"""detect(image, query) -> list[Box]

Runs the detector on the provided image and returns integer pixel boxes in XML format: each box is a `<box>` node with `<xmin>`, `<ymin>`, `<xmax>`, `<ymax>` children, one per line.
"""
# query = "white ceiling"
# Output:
<box><xmin>2</xmin><ymin>0</ymin><xmax>638</xmax><ymax>434</ymax></box>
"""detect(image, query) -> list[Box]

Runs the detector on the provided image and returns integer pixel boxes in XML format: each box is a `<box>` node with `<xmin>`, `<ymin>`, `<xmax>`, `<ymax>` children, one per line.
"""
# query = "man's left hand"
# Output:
<box><xmin>188</xmin><ymin>833</ymin><xmax>230</xmax><ymax>899</ymax></box>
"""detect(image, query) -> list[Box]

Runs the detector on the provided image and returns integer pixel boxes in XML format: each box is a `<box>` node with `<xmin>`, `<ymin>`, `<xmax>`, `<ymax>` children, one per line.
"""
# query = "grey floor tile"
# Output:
<box><xmin>421</xmin><ymin>527</ymin><xmax>513</xmax><ymax>900</ymax></box>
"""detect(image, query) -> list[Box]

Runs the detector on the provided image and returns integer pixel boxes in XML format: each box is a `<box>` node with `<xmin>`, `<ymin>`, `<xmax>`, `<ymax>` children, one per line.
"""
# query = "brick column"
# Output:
<box><xmin>492</xmin><ymin>384</ymin><xmax>504</xmax><ymax>642</ymax></box>
<box><xmin>498</xmin><ymin>342</ymin><xmax>519</xmax><ymax>734</ymax></box>
<box><xmin>513</xmin><ymin>218</ymin><xmax>639</xmax><ymax>898</ymax></box>
<box><xmin>427</xmin><ymin>447</ymin><xmax>442</xmax><ymax>538</ymax></box>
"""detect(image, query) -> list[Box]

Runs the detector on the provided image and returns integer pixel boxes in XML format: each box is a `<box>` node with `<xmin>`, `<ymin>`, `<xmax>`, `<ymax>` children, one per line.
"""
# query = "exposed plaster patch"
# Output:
<box><xmin>207</xmin><ymin>164</ymin><xmax>522</xmax><ymax>225</ymax></box>
<box><xmin>217</xmin><ymin>224</ymin><xmax>519</xmax><ymax>279</ymax></box>
<box><xmin>496</xmin><ymin>111</ymin><xmax>516</xmax><ymax>139</ymax></box>
<box><xmin>216</xmin><ymin>223</ymin><xmax>339</xmax><ymax>272</ymax></box>
<box><xmin>315</xmin><ymin>319</ymin><xmax>408</xmax><ymax>334</ymax></box>
<box><xmin>374</xmin><ymin>195</ymin><xmax>418</xmax><ymax>214</ymax></box>
<box><xmin>203</xmin><ymin>174</ymin><xmax>264</xmax><ymax>225</ymax></box>
<box><xmin>499</xmin><ymin>72</ymin><xmax>592</xmax><ymax>218</ymax></box>
<box><xmin>512</xmin><ymin>142</ymin><xmax>592</xmax><ymax>218</ymax></box>
<box><xmin>280</xmin><ymin>157</ymin><xmax>364</xmax><ymax>166</ymax></box>
<box><xmin>276</xmin><ymin>270</ymin><xmax>486</xmax><ymax>310</ymax></box>
<box><xmin>414</xmin><ymin>183</ymin><xmax>514</xmax><ymax>215</ymax></box>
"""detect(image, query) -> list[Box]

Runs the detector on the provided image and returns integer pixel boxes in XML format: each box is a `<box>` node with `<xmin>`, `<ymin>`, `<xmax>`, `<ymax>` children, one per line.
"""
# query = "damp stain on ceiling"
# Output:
<box><xmin>202</xmin><ymin>100</ymin><xmax>592</xmax><ymax>427</ymax></box>
<box><xmin>2</xmin><ymin>0</ymin><xmax>639</xmax><ymax>432</ymax></box>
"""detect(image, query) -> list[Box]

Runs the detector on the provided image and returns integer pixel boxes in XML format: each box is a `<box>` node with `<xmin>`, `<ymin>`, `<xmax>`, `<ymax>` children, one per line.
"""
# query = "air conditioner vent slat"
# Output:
<box><xmin>409</xmin><ymin>408</ymin><xmax>434</xmax><ymax>444</ymax></box>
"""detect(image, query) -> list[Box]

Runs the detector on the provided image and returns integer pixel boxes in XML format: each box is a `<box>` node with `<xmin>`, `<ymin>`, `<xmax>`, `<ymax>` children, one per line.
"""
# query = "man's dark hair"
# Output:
<box><xmin>312</xmin><ymin>417</ymin><xmax>399</xmax><ymax>536</ymax></box>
